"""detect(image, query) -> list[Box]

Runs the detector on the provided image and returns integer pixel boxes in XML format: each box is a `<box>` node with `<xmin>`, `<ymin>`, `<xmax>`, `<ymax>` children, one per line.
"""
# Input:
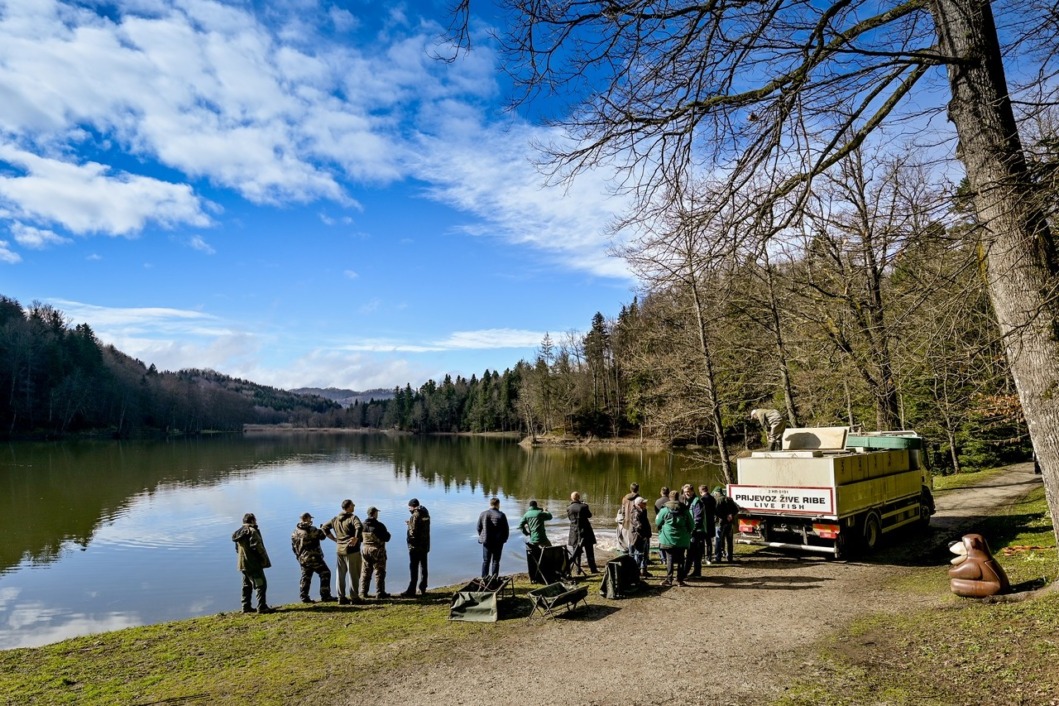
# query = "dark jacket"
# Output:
<box><xmin>406</xmin><ymin>506</ymin><xmax>431</xmax><ymax>552</ymax></box>
<box><xmin>566</xmin><ymin>501</ymin><xmax>597</xmax><ymax>547</ymax></box>
<box><xmin>654</xmin><ymin>495</ymin><xmax>668</xmax><ymax>516</ymax></box>
<box><xmin>691</xmin><ymin>493</ymin><xmax>717</xmax><ymax>535</ymax></box>
<box><xmin>233</xmin><ymin>523</ymin><xmax>271</xmax><ymax>572</ymax></box>
<box><xmin>291</xmin><ymin>521</ymin><xmax>327</xmax><ymax>563</ymax></box>
<box><xmin>629</xmin><ymin>505</ymin><xmax>652</xmax><ymax>546</ymax></box>
<box><xmin>477</xmin><ymin>508</ymin><xmax>510</xmax><ymax>547</ymax></box>
<box><xmin>716</xmin><ymin>494</ymin><xmax>739</xmax><ymax>525</ymax></box>
<box><xmin>361</xmin><ymin>517</ymin><xmax>391</xmax><ymax>548</ymax></box>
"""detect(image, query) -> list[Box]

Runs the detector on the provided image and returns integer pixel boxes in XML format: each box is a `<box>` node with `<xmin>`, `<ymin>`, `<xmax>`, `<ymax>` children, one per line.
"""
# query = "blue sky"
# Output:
<box><xmin>0</xmin><ymin>0</ymin><xmax>638</xmax><ymax>391</ymax></box>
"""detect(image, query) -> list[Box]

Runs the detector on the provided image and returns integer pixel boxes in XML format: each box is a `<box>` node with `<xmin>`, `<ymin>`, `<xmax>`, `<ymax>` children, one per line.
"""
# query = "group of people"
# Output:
<box><xmin>616</xmin><ymin>482</ymin><xmax>740</xmax><ymax>586</ymax></box>
<box><xmin>231</xmin><ymin>498</ymin><xmax>431</xmax><ymax>614</ymax></box>
<box><xmin>232</xmin><ymin>480</ymin><xmax>740</xmax><ymax>612</ymax></box>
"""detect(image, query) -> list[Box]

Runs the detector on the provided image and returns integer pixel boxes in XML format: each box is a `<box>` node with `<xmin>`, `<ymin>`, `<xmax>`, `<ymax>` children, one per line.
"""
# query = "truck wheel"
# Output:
<box><xmin>918</xmin><ymin>501</ymin><xmax>931</xmax><ymax>529</ymax></box>
<box><xmin>831</xmin><ymin>533</ymin><xmax>848</xmax><ymax>561</ymax></box>
<box><xmin>862</xmin><ymin>512</ymin><xmax>882</xmax><ymax>552</ymax></box>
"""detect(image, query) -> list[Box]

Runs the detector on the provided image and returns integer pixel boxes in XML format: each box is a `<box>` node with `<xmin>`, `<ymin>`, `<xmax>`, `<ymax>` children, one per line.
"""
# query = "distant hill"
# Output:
<box><xmin>291</xmin><ymin>387</ymin><xmax>396</xmax><ymax>407</ymax></box>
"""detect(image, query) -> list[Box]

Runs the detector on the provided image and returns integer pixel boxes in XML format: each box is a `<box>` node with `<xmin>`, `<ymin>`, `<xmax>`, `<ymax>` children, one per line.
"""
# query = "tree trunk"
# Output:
<box><xmin>931</xmin><ymin>0</ymin><xmax>1059</xmax><ymax>545</ymax></box>
<box><xmin>763</xmin><ymin>251</ymin><xmax>800</xmax><ymax>426</ymax></box>
<box><xmin>688</xmin><ymin>276</ymin><xmax>734</xmax><ymax>482</ymax></box>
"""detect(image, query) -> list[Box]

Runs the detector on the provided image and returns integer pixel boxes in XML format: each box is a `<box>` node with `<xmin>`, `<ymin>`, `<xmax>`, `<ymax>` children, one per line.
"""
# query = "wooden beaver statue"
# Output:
<box><xmin>948</xmin><ymin>533</ymin><xmax>1010</xmax><ymax>598</ymax></box>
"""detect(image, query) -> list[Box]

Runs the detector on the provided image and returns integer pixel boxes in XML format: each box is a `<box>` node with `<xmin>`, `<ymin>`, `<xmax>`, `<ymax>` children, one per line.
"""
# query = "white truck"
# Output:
<box><xmin>729</xmin><ymin>427</ymin><xmax>934</xmax><ymax>558</ymax></box>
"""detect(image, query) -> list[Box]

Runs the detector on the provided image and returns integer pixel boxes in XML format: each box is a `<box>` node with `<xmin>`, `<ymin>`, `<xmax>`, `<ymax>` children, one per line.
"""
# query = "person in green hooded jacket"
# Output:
<box><xmin>232</xmin><ymin>512</ymin><xmax>274</xmax><ymax>614</ymax></box>
<box><xmin>518</xmin><ymin>500</ymin><xmax>553</xmax><ymax>546</ymax></box>
<box><xmin>655</xmin><ymin>491</ymin><xmax>693</xmax><ymax>587</ymax></box>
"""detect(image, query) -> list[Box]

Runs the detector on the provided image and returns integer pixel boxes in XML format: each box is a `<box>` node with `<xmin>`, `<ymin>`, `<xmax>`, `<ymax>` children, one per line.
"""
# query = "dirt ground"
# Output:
<box><xmin>340</xmin><ymin>464</ymin><xmax>1043</xmax><ymax>706</ymax></box>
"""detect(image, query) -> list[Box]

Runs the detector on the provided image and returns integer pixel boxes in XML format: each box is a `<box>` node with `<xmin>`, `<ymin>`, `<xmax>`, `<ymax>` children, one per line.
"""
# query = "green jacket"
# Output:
<box><xmin>655</xmin><ymin>501</ymin><xmax>692</xmax><ymax>549</ymax></box>
<box><xmin>233</xmin><ymin>523</ymin><xmax>271</xmax><ymax>572</ymax></box>
<box><xmin>518</xmin><ymin>507</ymin><xmax>553</xmax><ymax>545</ymax></box>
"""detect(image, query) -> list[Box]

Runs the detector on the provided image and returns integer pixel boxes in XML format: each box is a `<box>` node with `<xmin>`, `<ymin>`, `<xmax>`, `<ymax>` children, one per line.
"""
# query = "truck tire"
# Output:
<box><xmin>862</xmin><ymin>512</ymin><xmax>882</xmax><ymax>552</ymax></box>
<box><xmin>918</xmin><ymin>500</ymin><xmax>931</xmax><ymax>529</ymax></box>
<box><xmin>831</xmin><ymin>532</ymin><xmax>848</xmax><ymax>561</ymax></box>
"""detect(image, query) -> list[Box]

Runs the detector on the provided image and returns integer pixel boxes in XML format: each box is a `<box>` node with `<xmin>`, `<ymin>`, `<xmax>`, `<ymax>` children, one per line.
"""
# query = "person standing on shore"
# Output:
<box><xmin>477</xmin><ymin>497</ymin><xmax>510</xmax><ymax>577</ymax></box>
<box><xmin>714</xmin><ymin>487</ymin><xmax>739</xmax><ymax>563</ymax></box>
<box><xmin>684</xmin><ymin>485</ymin><xmax>709</xmax><ymax>577</ymax></box>
<box><xmin>656</xmin><ymin>491</ymin><xmax>693</xmax><ymax>587</ymax></box>
<box><xmin>232</xmin><ymin>512</ymin><xmax>274</xmax><ymax>614</ymax></box>
<box><xmin>518</xmin><ymin>500</ymin><xmax>552</xmax><ymax>546</ymax></box>
<box><xmin>629</xmin><ymin>496</ymin><xmax>652</xmax><ymax>577</ymax></box>
<box><xmin>566</xmin><ymin>491</ymin><xmax>599</xmax><ymax>575</ymax></box>
<box><xmin>323</xmin><ymin>499</ymin><xmax>363</xmax><ymax>605</ymax></box>
<box><xmin>400</xmin><ymin>498</ymin><xmax>431</xmax><ymax>597</ymax></box>
<box><xmin>360</xmin><ymin>506</ymin><xmax>392</xmax><ymax>599</ymax></box>
<box><xmin>617</xmin><ymin>482</ymin><xmax>640</xmax><ymax>554</ymax></box>
<box><xmin>290</xmin><ymin>512</ymin><xmax>336</xmax><ymax>604</ymax></box>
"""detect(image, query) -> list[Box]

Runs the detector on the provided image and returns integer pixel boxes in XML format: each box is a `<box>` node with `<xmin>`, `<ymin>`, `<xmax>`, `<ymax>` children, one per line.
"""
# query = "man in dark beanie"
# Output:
<box><xmin>232</xmin><ymin>512</ymin><xmax>274</xmax><ymax>614</ymax></box>
<box><xmin>400</xmin><ymin>498</ymin><xmax>431</xmax><ymax>597</ymax></box>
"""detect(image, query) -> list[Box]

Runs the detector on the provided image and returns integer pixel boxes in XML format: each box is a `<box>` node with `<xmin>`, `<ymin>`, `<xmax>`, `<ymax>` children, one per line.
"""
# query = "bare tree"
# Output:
<box><xmin>451</xmin><ymin>1</ymin><xmax>1059</xmax><ymax>547</ymax></box>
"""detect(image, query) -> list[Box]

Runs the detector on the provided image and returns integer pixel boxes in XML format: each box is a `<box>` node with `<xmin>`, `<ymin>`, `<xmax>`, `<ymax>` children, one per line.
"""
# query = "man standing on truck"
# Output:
<box><xmin>750</xmin><ymin>408</ymin><xmax>787</xmax><ymax>451</ymax></box>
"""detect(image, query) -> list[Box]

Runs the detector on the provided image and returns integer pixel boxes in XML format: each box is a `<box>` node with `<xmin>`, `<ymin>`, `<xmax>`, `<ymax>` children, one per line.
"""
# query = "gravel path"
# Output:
<box><xmin>343</xmin><ymin>464</ymin><xmax>1042</xmax><ymax>706</ymax></box>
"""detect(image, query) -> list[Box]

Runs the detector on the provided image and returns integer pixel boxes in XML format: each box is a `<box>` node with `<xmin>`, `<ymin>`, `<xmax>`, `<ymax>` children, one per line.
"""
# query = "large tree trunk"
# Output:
<box><xmin>931</xmin><ymin>0</ymin><xmax>1059</xmax><ymax>545</ymax></box>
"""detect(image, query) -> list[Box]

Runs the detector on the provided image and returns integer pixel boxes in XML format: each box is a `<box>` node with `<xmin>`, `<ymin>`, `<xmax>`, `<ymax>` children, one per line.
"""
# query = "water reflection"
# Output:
<box><xmin>0</xmin><ymin>434</ymin><xmax>718</xmax><ymax>649</ymax></box>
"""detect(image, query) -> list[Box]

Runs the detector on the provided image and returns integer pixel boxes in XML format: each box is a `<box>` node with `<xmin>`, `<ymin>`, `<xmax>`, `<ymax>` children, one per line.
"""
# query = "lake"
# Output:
<box><xmin>0</xmin><ymin>433</ymin><xmax>718</xmax><ymax>649</ymax></box>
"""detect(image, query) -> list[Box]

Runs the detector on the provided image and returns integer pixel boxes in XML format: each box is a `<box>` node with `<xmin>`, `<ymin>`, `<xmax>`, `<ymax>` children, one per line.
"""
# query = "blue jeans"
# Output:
<box><xmin>715</xmin><ymin>522</ymin><xmax>734</xmax><ymax>561</ymax></box>
<box><xmin>481</xmin><ymin>544</ymin><xmax>503</xmax><ymax>577</ymax></box>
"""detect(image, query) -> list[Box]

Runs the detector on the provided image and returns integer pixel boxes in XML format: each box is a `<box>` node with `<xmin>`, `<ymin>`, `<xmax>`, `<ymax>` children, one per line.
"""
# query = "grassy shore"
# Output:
<box><xmin>3</xmin><ymin>467</ymin><xmax>1055</xmax><ymax>705</ymax></box>
<box><xmin>777</xmin><ymin>480</ymin><xmax>1059</xmax><ymax>706</ymax></box>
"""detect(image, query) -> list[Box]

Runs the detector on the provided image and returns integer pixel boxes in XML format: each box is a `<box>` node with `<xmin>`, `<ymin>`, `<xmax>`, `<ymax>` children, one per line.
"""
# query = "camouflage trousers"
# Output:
<box><xmin>360</xmin><ymin>545</ymin><xmax>387</xmax><ymax>597</ymax></box>
<box><xmin>298</xmin><ymin>554</ymin><xmax>333</xmax><ymax>600</ymax></box>
<box><xmin>241</xmin><ymin>569</ymin><xmax>268</xmax><ymax>610</ymax></box>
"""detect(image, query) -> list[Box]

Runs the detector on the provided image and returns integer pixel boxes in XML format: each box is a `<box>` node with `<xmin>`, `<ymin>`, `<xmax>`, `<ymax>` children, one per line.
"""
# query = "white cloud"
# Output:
<box><xmin>0</xmin><ymin>144</ymin><xmax>209</xmax><ymax>235</ymax></box>
<box><xmin>411</xmin><ymin>119</ymin><xmax>636</xmax><ymax>280</ymax></box>
<box><xmin>187</xmin><ymin>234</ymin><xmax>215</xmax><ymax>254</ymax></box>
<box><xmin>343</xmin><ymin>269</ymin><xmax>359</xmax><ymax>279</ymax></box>
<box><xmin>0</xmin><ymin>240</ymin><xmax>21</xmax><ymax>263</ymax></box>
<box><xmin>10</xmin><ymin>222</ymin><xmax>71</xmax><ymax>248</ymax></box>
<box><xmin>0</xmin><ymin>0</ymin><xmax>633</xmax><ymax>279</ymax></box>
<box><xmin>342</xmin><ymin>328</ymin><xmax>546</xmax><ymax>353</ymax></box>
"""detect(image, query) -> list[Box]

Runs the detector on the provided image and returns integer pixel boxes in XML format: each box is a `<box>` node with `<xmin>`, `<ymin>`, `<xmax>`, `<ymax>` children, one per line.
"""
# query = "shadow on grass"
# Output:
<box><xmin>866</xmin><ymin>508</ymin><xmax>1050</xmax><ymax>568</ymax></box>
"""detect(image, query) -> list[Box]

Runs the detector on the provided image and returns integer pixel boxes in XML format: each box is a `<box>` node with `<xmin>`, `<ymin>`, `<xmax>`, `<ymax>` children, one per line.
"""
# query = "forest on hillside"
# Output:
<box><xmin>0</xmin><ymin>296</ymin><xmax>339</xmax><ymax>438</ymax></box>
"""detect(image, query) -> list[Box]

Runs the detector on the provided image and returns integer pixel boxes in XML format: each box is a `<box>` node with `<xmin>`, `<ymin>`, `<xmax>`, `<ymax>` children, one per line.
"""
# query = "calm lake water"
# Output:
<box><xmin>0</xmin><ymin>433</ymin><xmax>717</xmax><ymax>649</ymax></box>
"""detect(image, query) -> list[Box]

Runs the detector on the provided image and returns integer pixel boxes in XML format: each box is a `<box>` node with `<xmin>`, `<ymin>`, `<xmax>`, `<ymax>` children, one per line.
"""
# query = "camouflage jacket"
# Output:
<box><xmin>291</xmin><ymin>522</ymin><xmax>327</xmax><ymax>564</ymax></box>
<box><xmin>233</xmin><ymin>523</ymin><xmax>271</xmax><ymax>572</ymax></box>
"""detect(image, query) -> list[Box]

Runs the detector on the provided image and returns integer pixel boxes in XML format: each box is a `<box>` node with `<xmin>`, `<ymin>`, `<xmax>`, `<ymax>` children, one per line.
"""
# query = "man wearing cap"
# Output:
<box><xmin>628</xmin><ymin>496</ymin><xmax>652</xmax><ymax>577</ymax></box>
<box><xmin>359</xmin><ymin>506</ymin><xmax>392</xmax><ymax>599</ymax></box>
<box><xmin>400</xmin><ymin>498</ymin><xmax>431</xmax><ymax>597</ymax></box>
<box><xmin>291</xmin><ymin>512</ymin><xmax>336</xmax><ymax>604</ymax></box>
<box><xmin>232</xmin><ymin>512</ymin><xmax>274</xmax><ymax>614</ymax></box>
<box><xmin>323</xmin><ymin>499</ymin><xmax>363</xmax><ymax>605</ymax></box>
<box><xmin>750</xmin><ymin>408</ymin><xmax>787</xmax><ymax>451</ymax></box>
